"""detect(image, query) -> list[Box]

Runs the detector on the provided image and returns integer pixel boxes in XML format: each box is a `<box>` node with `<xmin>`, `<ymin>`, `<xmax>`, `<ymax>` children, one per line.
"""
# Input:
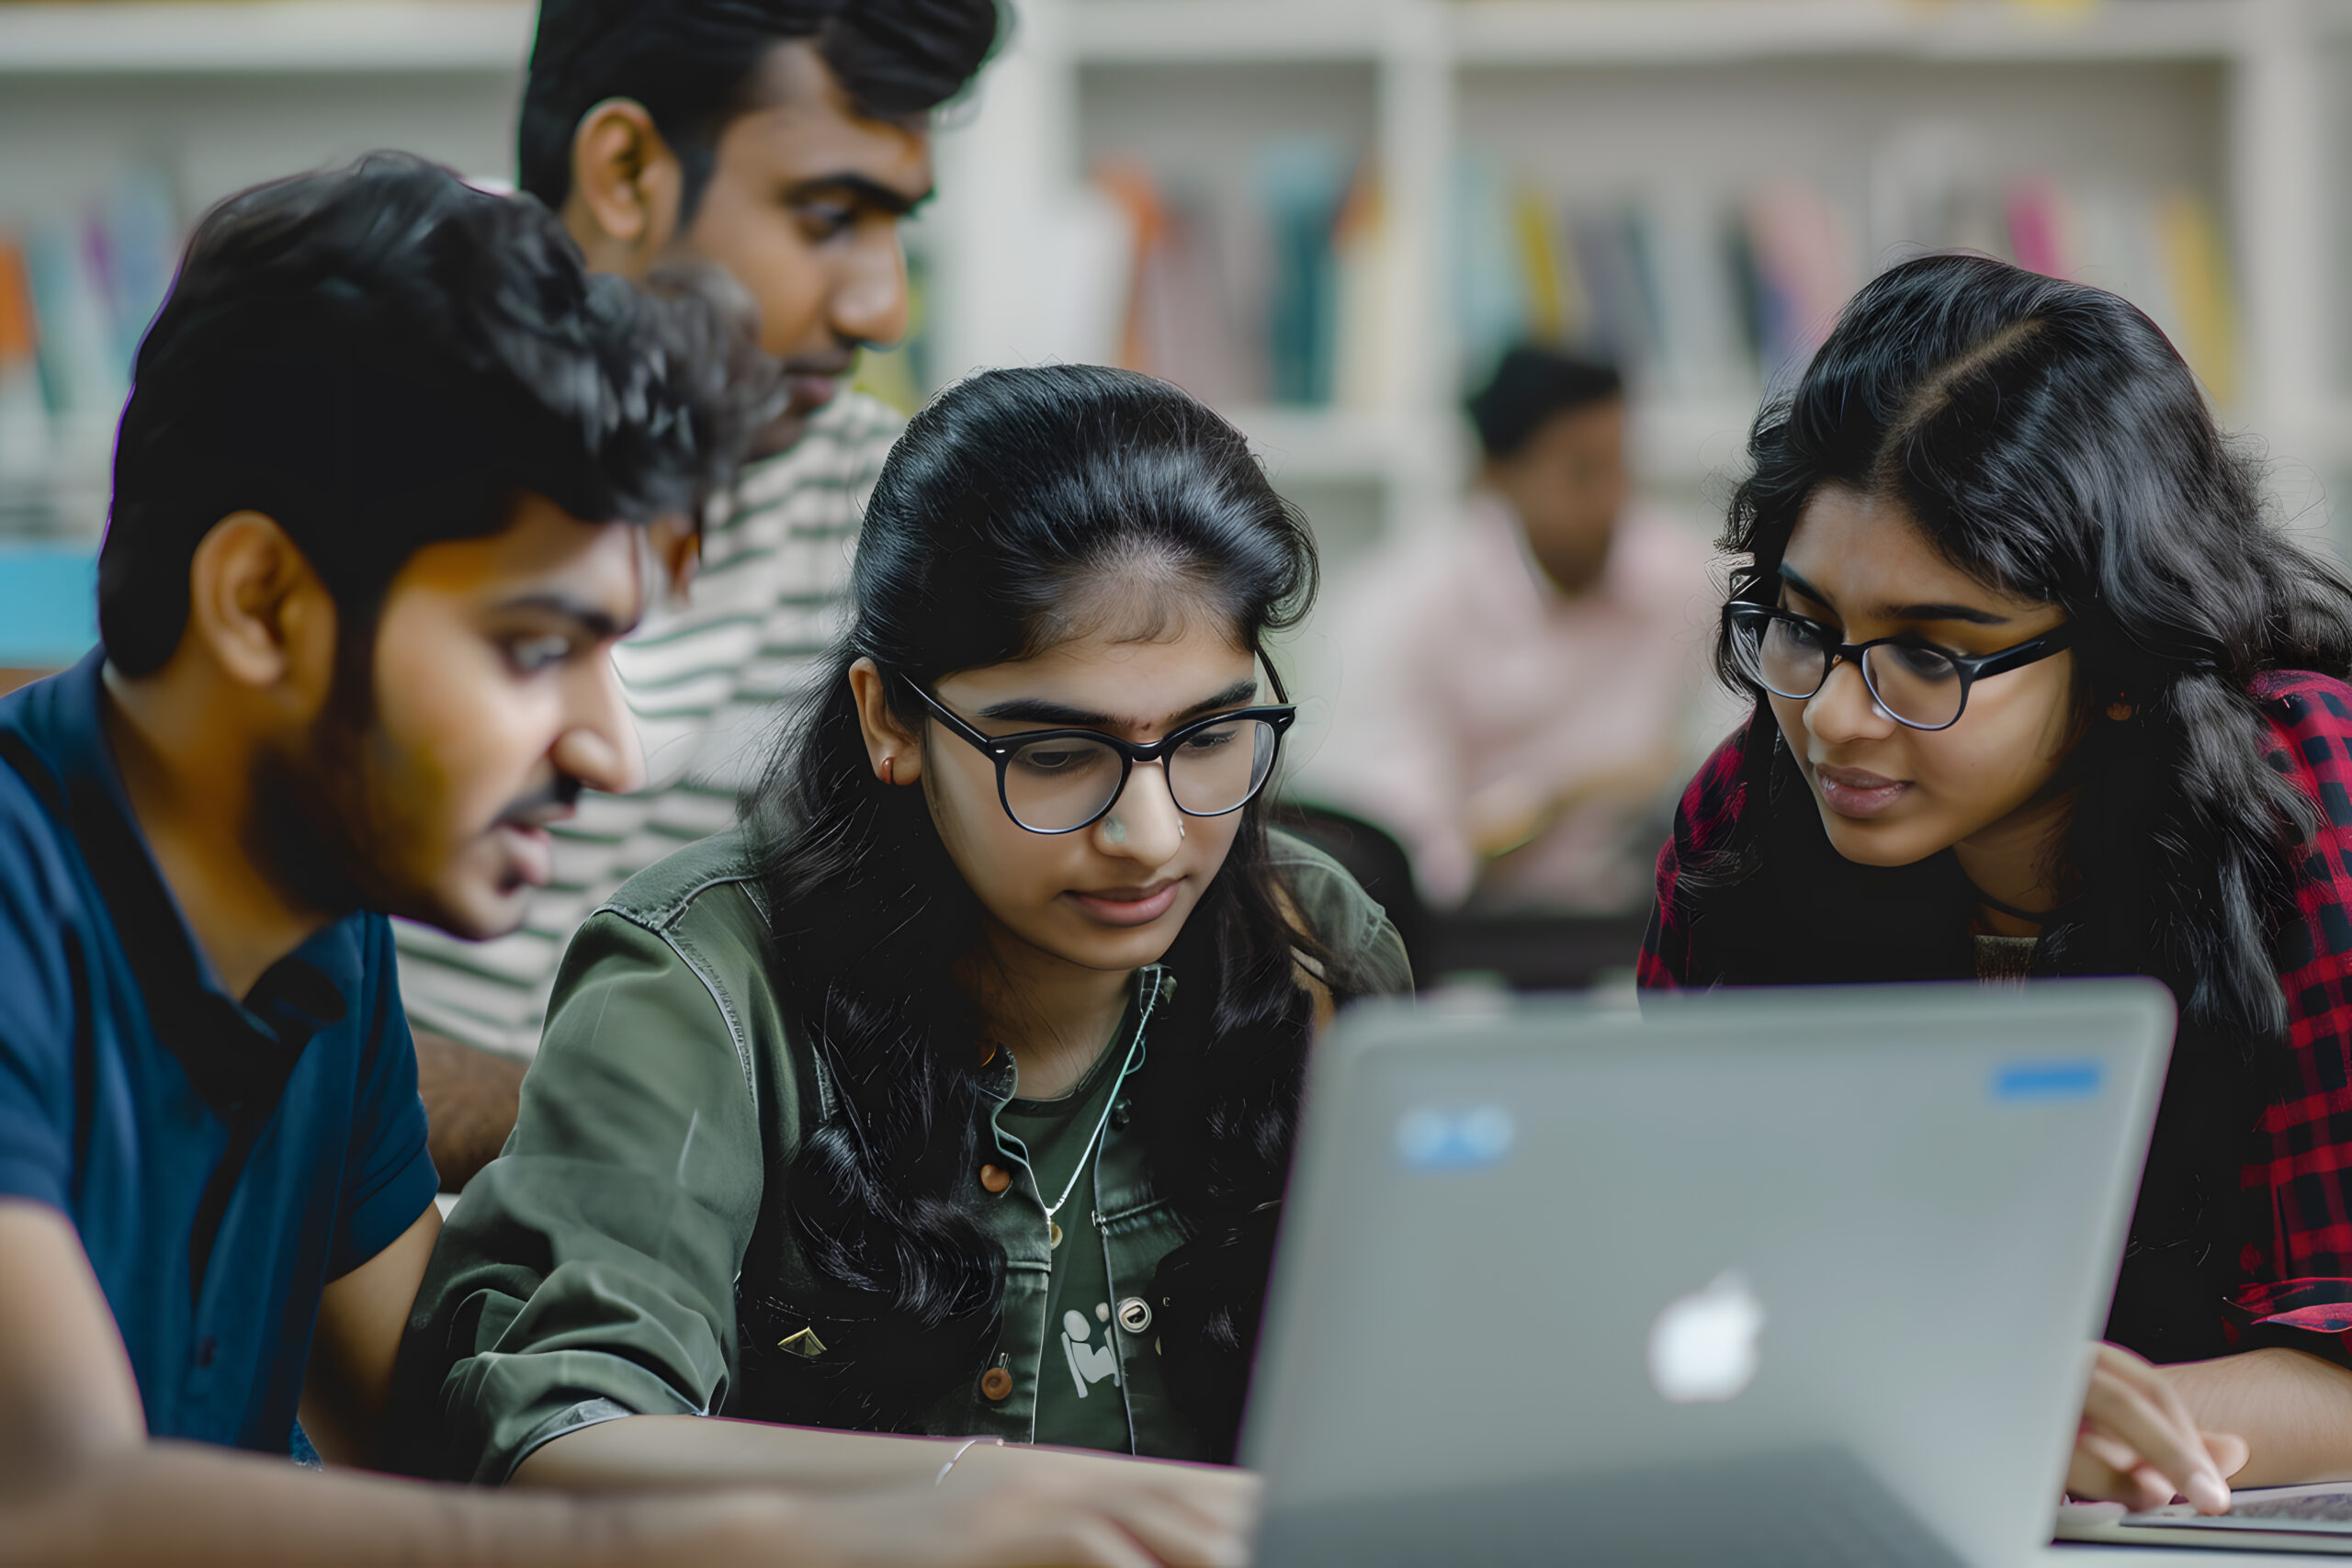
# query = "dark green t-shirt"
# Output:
<box><xmin>997</xmin><ymin>1031</ymin><xmax>1148</xmax><ymax>1452</ymax></box>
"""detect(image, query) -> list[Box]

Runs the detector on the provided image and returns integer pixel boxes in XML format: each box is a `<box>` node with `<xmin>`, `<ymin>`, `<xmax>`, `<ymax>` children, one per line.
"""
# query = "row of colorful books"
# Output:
<box><xmin>0</xmin><ymin>154</ymin><xmax>2243</xmax><ymax>515</ymax></box>
<box><xmin>1093</xmin><ymin>140</ymin><xmax>1391</xmax><ymax>413</ymax></box>
<box><xmin>0</xmin><ymin>168</ymin><xmax>181</xmax><ymax>520</ymax></box>
<box><xmin>1455</xmin><ymin>160</ymin><xmax>2238</xmax><ymax>409</ymax></box>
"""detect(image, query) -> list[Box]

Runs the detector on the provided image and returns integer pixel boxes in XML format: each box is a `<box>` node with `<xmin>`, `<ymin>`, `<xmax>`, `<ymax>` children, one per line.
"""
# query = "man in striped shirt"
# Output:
<box><xmin>396</xmin><ymin>0</ymin><xmax>1001</xmax><ymax>1185</ymax></box>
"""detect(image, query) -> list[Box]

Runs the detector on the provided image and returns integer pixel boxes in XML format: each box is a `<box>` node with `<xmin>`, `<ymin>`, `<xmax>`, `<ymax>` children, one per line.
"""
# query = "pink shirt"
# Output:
<box><xmin>1299</xmin><ymin>491</ymin><xmax>1727</xmax><ymax>911</ymax></box>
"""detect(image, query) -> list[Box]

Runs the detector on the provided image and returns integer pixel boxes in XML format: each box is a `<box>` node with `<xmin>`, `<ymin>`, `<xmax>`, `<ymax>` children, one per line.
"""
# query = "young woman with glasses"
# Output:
<box><xmin>1643</xmin><ymin>252</ymin><xmax>2352</xmax><ymax>1516</ymax></box>
<box><xmin>390</xmin><ymin>366</ymin><xmax>1408</xmax><ymax>1560</ymax></box>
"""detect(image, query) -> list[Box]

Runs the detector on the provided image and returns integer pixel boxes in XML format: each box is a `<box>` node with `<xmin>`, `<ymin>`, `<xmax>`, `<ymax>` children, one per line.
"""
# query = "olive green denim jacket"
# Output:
<box><xmin>390</xmin><ymin>828</ymin><xmax>1409</xmax><ymax>1483</ymax></box>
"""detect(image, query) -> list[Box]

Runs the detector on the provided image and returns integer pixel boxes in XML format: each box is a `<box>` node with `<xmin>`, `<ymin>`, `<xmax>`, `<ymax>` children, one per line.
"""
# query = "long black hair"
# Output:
<box><xmin>1692</xmin><ymin>253</ymin><xmax>2352</xmax><ymax>1358</ymax></box>
<box><xmin>739</xmin><ymin>364</ymin><xmax>1348</xmax><ymax>1454</ymax></box>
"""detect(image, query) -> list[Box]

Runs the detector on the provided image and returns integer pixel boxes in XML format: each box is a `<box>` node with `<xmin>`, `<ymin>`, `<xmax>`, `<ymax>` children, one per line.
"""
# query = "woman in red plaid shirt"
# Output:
<box><xmin>1643</xmin><ymin>253</ymin><xmax>2352</xmax><ymax>1513</ymax></box>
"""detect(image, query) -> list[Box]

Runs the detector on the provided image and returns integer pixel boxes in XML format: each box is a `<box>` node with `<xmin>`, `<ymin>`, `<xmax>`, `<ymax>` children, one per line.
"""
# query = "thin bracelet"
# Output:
<box><xmin>933</xmin><ymin>1435</ymin><xmax>1005</xmax><ymax>1486</ymax></box>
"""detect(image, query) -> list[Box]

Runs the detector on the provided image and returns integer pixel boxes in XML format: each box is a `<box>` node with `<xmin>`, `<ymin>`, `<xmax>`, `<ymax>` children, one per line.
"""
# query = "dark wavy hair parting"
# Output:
<box><xmin>739</xmin><ymin>364</ymin><xmax>1356</xmax><ymax>1456</ymax></box>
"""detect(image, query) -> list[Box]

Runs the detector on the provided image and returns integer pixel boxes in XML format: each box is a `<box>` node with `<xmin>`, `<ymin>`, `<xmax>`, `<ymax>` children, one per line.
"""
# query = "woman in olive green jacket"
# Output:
<box><xmin>392</xmin><ymin>366</ymin><xmax>1409</xmax><ymax>1551</ymax></box>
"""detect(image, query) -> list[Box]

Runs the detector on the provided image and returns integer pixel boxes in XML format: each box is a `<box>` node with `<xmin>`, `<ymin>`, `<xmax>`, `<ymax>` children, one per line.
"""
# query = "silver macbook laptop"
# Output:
<box><xmin>1240</xmin><ymin>981</ymin><xmax>2173</xmax><ymax>1568</ymax></box>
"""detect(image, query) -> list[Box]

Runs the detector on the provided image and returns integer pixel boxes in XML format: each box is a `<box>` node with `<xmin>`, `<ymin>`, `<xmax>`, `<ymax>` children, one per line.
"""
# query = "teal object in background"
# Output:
<box><xmin>0</xmin><ymin>543</ymin><xmax>98</xmax><ymax>666</ymax></box>
<box><xmin>1259</xmin><ymin>140</ymin><xmax>1350</xmax><ymax>409</ymax></box>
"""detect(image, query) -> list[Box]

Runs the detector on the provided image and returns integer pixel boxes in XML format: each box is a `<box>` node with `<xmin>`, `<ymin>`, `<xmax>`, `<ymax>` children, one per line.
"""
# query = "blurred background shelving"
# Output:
<box><xmin>931</xmin><ymin>0</ymin><xmax>2343</xmax><ymax>619</ymax></box>
<box><xmin>1</xmin><ymin>0</ymin><xmax>2348</xmax><ymax>664</ymax></box>
<box><xmin>0</xmin><ymin>1</ymin><xmax>530</xmax><ymax>70</ymax></box>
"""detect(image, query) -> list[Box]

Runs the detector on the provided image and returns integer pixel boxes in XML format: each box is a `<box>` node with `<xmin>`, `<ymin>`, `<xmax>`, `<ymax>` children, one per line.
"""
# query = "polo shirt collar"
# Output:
<box><xmin>16</xmin><ymin>651</ymin><xmax>355</xmax><ymax>1118</ymax></box>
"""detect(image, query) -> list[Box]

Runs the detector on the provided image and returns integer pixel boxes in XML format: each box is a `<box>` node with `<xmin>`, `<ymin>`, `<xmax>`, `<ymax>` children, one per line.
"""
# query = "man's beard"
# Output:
<box><xmin>243</xmin><ymin>631</ymin><xmax>443</xmax><ymax>929</ymax></box>
<box><xmin>243</xmin><ymin>629</ymin><xmax>585</xmax><ymax>938</ymax></box>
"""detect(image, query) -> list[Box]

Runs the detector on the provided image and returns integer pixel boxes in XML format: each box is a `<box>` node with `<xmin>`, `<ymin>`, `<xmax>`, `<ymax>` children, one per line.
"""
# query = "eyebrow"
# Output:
<box><xmin>1778</xmin><ymin>566</ymin><xmax>2012</xmax><ymax>627</ymax></box>
<box><xmin>490</xmin><ymin>592</ymin><xmax>639</xmax><ymax>643</ymax></box>
<box><xmin>975</xmin><ymin>679</ymin><xmax>1262</xmax><ymax>729</ymax></box>
<box><xmin>781</xmin><ymin>174</ymin><xmax>933</xmax><ymax>219</ymax></box>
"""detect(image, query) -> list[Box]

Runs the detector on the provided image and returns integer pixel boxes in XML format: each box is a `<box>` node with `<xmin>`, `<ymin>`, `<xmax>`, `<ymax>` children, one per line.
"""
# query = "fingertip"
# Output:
<box><xmin>2188</xmin><ymin>1472</ymin><xmax>2233</xmax><ymax>1516</ymax></box>
<box><xmin>2123</xmin><ymin>1465</ymin><xmax>2175</xmax><ymax>1514</ymax></box>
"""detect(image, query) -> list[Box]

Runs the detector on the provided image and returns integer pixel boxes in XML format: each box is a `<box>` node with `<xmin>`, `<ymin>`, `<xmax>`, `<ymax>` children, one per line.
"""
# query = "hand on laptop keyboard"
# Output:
<box><xmin>933</xmin><ymin>1440</ymin><xmax>1261</xmax><ymax>1566</ymax></box>
<box><xmin>2066</xmin><ymin>1342</ymin><xmax>2245</xmax><ymax>1516</ymax></box>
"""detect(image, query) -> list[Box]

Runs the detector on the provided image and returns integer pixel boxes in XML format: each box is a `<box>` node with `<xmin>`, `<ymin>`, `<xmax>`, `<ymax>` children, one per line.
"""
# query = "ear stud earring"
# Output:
<box><xmin>879</xmin><ymin>757</ymin><xmax>897</xmax><ymax>785</ymax></box>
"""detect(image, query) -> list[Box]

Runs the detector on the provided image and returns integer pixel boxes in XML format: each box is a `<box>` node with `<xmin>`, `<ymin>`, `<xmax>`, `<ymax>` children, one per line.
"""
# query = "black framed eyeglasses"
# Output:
<box><xmin>1724</xmin><ymin>602</ymin><xmax>2074</xmax><ymax>733</ymax></box>
<box><xmin>902</xmin><ymin>668</ymin><xmax>1298</xmax><ymax>835</ymax></box>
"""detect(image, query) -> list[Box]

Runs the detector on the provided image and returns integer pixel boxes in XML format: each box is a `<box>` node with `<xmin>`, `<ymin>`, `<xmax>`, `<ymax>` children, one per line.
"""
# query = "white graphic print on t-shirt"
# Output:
<box><xmin>1061</xmin><ymin>1303</ymin><xmax>1120</xmax><ymax>1398</ymax></box>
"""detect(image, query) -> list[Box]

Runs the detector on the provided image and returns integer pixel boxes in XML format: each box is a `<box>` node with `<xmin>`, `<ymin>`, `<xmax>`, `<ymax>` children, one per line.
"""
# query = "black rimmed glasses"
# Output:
<box><xmin>903</xmin><ymin>670</ymin><xmax>1298</xmax><ymax>835</ymax></box>
<box><xmin>1724</xmin><ymin>602</ymin><xmax>2074</xmax><ymax>732</ymax></box>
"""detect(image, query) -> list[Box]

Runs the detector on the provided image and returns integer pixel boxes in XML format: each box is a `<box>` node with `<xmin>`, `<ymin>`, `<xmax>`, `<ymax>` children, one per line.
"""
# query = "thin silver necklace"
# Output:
<box><xmin>1038</xmin><ymin>970</ymin><xmax>1161</xmax><ymax>1249</ymax></box>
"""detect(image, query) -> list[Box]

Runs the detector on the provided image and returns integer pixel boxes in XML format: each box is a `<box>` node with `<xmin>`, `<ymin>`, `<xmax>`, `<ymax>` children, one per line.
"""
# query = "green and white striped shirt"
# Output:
<box><xmin>391</xmin><ymin>391</ymin><xmax>903</xmax><ymax>1057</ymax></box>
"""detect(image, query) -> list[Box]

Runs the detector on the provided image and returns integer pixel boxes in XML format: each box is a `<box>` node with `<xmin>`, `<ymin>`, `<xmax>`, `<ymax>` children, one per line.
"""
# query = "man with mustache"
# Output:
<box><xmin>395</xmin><ymin>0</ymin><xmax>1002</xmax><ymax>1184</ymax></box>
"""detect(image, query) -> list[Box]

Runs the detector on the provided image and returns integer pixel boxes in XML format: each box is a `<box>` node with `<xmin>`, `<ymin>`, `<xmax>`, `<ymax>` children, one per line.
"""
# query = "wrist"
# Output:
<box><xmin>592</xmin><ymin>1491</ymin><xmax>811</xmax><ymax>1568</ymax></box>
<box><xmin>2164</xmin><ymin>1346</ymin><xmax>2352</xmax><ymax>1487</ymax></box>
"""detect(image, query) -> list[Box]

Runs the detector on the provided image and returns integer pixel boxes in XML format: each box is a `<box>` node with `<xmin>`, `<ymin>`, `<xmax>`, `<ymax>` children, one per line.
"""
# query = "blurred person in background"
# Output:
<box><xmin>398</xmin><ymin>0</ymin><xmax>1001</xmax><ymax>1190</ymax></box>
<box><xmin>0</xmin><ymin>153</ymin><xmax>1181</xmax><ymax>1568</ymax></box>
<box><xmin>1295</xmin><ymin>346</ymin><xmax>1724</xmax><ymax>934</ymax></box>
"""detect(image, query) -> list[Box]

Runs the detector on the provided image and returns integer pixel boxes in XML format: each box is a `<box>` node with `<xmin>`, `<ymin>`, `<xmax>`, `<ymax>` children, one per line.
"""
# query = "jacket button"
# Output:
<box><xmin>1115</xmin><ymin>1297</ymin><xmax>1152</xmax><ymax>1334</ymax></box>
<box><xmin>1110</xmin><ymin>1099</ymin><xmax>1133</xmax><ymax>1130</ymax></box>
<box><xmin>979</xmin><ymin>1366</ymin><xmax>1013</xmax><ymax>1401</ymax></box>
<box><xmin>978</xmin><ymin>1164</ymin><xmax>1012</xmax><ymax>1194</ymax></box>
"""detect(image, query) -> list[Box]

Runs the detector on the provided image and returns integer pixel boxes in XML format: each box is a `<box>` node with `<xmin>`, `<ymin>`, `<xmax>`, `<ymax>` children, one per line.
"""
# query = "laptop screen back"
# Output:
<box><xmin>1242</xmin><ymin>981</ymin><xmax>2171</xmax><ymax>1568</ymax></box>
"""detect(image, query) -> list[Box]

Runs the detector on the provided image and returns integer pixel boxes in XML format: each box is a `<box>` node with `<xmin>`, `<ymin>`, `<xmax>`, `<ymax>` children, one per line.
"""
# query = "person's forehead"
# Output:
<box><xmin>940</xmin><ymin>625</ymin><xmax>1259</xmax><ymax>726</ymax></box>
<box><xmin>392</xmin><ymin>492</ymin><xmax>645</xmax><ymax>608</ymax></box>
<box><xmin>1787</xmin><ymin>487</ymin><xmax>2042</xmax><ymax>615</ymax></box>
<box><xmin>717</xmin><ymin>39</ymin><xmax>933</xmax><ymax>190</ymax></box>
<box><xmin>1530</xmin><ymin>397</ymin><xmax>1626</xmax><ymax>450</ymax></box>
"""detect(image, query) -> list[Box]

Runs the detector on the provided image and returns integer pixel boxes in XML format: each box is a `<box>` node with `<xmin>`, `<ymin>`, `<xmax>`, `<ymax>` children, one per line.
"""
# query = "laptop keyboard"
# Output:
<box><xmin>1259</xmin><ymin>1447</ymin><xmax>1968</xmax><ymax>1568</ymax></box>
<box><xmin>2235</xmin><ymin>1493</ymin><xmax>2352</xmax><ymax>1523</ymax></box>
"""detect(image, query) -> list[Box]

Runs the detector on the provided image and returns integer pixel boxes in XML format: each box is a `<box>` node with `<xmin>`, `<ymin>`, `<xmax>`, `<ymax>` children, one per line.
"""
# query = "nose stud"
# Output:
<box><xmin>1102</xmin><ymin>815</ymin><xmax>1128</xmax><ymax>845</ymax></box>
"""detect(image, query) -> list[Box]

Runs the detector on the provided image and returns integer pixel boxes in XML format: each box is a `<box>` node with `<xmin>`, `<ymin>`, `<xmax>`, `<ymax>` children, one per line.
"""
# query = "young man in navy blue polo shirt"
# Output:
<box><xmin>0</xmin><ymin>153</ymin><xmax>1210</xmax><ymax>1568</ymax></box>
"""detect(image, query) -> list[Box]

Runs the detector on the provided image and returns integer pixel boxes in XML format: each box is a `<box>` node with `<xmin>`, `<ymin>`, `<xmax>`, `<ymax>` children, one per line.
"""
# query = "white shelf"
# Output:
<box><xmin>1069</xmin><ymin>0</ymin><xmax>2250</xmax><ymax>68</ymax></box>
<box><xmin>1633</xmin><ymin>399</ymin><xmax>1767</xmax><ymax>486</ymax></box>
<box><xmin>2295</xmin><ymin>404</ymin><xmax>2352</xmax><ymax>467</ymax></box>
<box><xmin>0</xmin><ymin>0</ymin><xmax>2239</xmax><ymax>75</ymax></box>
<box><xmin>0</xmin><ymin>0</ymin><xmax>2240</xmax><ymax>74</ymax></box>
<box><xmin>0</xmin><ymin>2</ymin><xmax>532</xmax><ymax>73</ymax></box>
<box><xmin>1216</xmin><ymin>400</ymin><xmax>1762</xmax><ymax>491</ymax></box>
<box><xmin>1227</xmin><ymin>407</ymin><xmax>1438</xmax><ymax>486</ymax></box>
<box><xmin>1070</xmin><ymin>1</ymin><xmax>1391</xmax><ymax>63</ymax></box>
<box><xmin>1450</xmin><ymin>0</ymin><xmax>2250</xmax><ymax>66</ymax></box>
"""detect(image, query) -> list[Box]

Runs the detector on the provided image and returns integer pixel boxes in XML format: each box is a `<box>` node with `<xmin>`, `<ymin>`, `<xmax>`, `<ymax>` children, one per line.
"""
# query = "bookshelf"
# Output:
<box><xmin>925</xmin><ymin>0</ymin><xmax>2345</xmax><ymax>573</ymax></box>
<box><xmin>1447</xmin><ymin>0</ymin><xmax>2247</xmax><ymax>62</ymax></box>
<box><xmin>0</xmin><ymin>3</ymin><xmax>530</xmax><ymax>72</ymax></box>
<box><xmin>0</xmin><ymin>0</ymin><xmax>2346</xmax><ymax>572</ymax></box>
<box><xmin>0</xmin><ymin>3</ymin><xmax>528</xmax><ymax>545</ymax></box>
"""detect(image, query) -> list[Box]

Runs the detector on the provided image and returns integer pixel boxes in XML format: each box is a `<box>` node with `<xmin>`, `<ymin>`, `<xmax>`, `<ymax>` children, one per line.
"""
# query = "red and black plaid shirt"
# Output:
<box><xmin>1641</xmin><ymin>671</ymin><xmax>2352</xmax><ymax>1351</ymax></box>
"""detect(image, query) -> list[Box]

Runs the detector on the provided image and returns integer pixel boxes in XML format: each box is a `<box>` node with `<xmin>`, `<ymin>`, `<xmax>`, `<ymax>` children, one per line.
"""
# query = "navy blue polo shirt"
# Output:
<box><xmin>0</xmin><ymin>651</ymin><xmax>437</xmax><ymax>1453</ymax></box>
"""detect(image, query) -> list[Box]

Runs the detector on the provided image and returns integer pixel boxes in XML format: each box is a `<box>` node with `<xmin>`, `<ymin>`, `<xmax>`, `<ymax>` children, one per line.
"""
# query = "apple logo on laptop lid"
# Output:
<box><xmin>1648</xmin><ymin>1270</ymin><xmax>1766</xmax><ymax>1404</ymax></box>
